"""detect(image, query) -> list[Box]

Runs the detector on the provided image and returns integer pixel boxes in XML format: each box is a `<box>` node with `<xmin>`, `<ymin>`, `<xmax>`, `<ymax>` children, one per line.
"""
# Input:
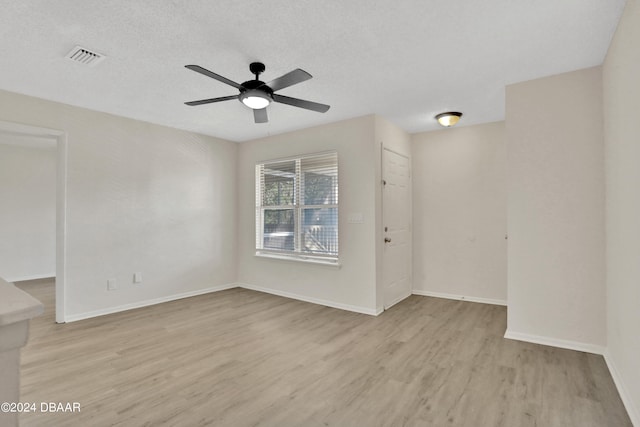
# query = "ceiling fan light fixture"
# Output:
<box><xmin>239</xmin><ymin>90</ymin><xmax>272</xmax><ymax>109</ymax></box>
<box><xmin>435</xmin><ymin>111</ymin><xmax>463</xmax><ymax>127</ymax></box>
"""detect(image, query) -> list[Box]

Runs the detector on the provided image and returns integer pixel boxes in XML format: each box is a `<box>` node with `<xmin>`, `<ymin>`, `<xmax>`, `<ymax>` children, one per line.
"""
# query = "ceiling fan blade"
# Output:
<box><xmin>185</xmin><ymin>95</ymin><xmax>237</xmax><ymax>106</ymax></box>
<box><xmin>185</xmin><ymin>65</ymin><xmax>242</xmax><ymax>89</ymax></box>
<box><xmin>253</xmin><ymin>108</ymin><xmax>268</xmax><ymax>123</ymax></box>
<box><xmin>267</xmin><ymin>69</ymin><xmax>312</xmax><ymax>92</ymax></box>
<box><xmin>273</xmin><ymin>94</ymin><xmax>330</xmax><ymax>113</ymax></box>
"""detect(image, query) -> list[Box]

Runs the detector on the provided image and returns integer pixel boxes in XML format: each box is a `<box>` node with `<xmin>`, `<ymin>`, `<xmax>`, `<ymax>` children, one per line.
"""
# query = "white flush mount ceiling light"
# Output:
<box><xmin>435</xmin><ymin>112</ymin><xmax>463</xmax><ymax>127</ymax></box>
<box><xmin>239</xmin><ymin>89</ymin><xmax>272</xmax><ymax>109</ymax></box>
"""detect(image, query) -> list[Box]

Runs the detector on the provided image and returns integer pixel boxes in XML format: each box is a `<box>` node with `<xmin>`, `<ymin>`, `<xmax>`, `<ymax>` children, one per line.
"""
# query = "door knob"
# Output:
<box><xmin>384</xmin><ymin>237</ymin><xmax>391</xmax><ymax>243</ymax></box>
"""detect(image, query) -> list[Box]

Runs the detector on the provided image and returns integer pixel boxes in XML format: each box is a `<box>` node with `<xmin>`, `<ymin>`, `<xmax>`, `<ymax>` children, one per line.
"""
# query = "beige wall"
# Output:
<box><xmin>411</xmin><ymin>122</ymin><xmax>507</xmax><ymax>303</ymax></box>
<box><xmin>237</xmin><ymin>115</ymin><xmax>380</xmax><ymax>313</ymax></box>
<box><xmin>237</xmin><ymin>114</ymin><xmax>411</xmax><ymax>314</ymax></box>
<box><xmin>603</xmin><ymin>0</ymin><xmax>640</xmax><ymax>423</ymax></box>
<box><xmin>505</xmin><ymin>67</ymin><xmax>606</xmax><ymax>350</ymax></box>
<box><xmin>0</xmin><ymin>89</ymin><xmax>237</xmax><ymax>321</ymax></box>
<box><xmin>0</xmin><ymin>141</ymin><xmax>56</xmax><ymax>281</ymax></box>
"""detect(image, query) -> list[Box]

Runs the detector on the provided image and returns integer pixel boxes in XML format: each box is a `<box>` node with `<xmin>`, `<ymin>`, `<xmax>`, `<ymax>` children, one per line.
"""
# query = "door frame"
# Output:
<box><xmin>0</xmin><ymin>120</ymin><xmax>68</xmax><ymax>323</ymax></box>
<box><xmin>381</xmin><ymin>145</ymin><xmax>412</xmax><ymax>309</ymax></box>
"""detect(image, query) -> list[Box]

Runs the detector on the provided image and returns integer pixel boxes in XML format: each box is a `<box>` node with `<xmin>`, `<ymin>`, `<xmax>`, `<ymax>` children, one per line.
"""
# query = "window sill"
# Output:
<box><xmin>255</xmin><ymin>251</ymin><xmax>341</xmax><ymax>268</ymax></box>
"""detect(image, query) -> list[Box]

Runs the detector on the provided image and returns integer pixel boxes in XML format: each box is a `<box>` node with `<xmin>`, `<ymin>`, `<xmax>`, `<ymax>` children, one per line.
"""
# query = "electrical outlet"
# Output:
<box><xmin>133</xmin><ymin>272</ymin><xmax>142</xmax><ymax>284</ymax></box>
<box><xmin>107</xmin><ymin>278</ymin><xmax>118</xmax><ymax>291</ymax></box>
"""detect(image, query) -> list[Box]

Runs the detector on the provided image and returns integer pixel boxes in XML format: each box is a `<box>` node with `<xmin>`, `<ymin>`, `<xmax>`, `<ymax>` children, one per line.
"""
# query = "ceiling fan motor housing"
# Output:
<box><xmin>240</xmin><ymin>63</ymin><xmax>273</xmax><ymax>109</ymax></box>
<box><xmin>239</xmin><ymin>79</ymin><xmax>274</xmax><ymax>109</ymax></box>
<box><xmin>240</xmin><ymin>79</ymin><xmax>273</xmax><ymax>94</ymax></box>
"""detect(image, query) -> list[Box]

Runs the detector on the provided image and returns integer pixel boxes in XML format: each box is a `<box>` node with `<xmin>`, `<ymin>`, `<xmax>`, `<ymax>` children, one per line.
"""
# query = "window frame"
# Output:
<box><xmin>255</xmin><ymin>151</ymin><xmax>339</xmax><ymax>266</ymax></box>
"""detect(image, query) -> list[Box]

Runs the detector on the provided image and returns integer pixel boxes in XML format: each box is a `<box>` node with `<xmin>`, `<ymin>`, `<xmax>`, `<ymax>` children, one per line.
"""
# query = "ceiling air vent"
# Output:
<box><xmin>64</xmin><ymin>46</ymin><xmax>105</xmax><ymax>67</ymax></box>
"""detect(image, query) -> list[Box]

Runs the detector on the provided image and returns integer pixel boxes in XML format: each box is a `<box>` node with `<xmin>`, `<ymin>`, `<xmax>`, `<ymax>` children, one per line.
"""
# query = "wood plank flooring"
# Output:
<box><xmin>15</xmin><ymin>279</ymin><xmax>631</xmax><ymax>426</ymax></box>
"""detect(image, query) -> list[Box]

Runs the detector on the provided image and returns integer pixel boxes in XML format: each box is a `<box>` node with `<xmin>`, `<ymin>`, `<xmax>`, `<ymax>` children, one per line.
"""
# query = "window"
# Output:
<box><xmin>256</xmin><ymin>151</ymin><xmax>338</xmax><ymax>264</ymax></box>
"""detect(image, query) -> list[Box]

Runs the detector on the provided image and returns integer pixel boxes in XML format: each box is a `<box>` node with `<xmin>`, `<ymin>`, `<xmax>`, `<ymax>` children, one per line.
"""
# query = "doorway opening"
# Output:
<box><xmin>0</xmin><ymin>121</ymin><xmax>67</xmax><ymax>323</ymax></box>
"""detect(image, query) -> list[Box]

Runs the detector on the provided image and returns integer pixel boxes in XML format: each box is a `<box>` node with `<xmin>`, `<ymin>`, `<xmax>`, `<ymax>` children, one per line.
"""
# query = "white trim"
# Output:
<box><xmin>503</xmin><ymin>329</ymin><xmax>606</xmax><ymax>355</ymax></box>
<box><xmin>0</xmin><ymin>121</ymin><xmax>64</xmax><ymax>139</ymax></box>
<box><xmin>55</xmin><ymin>130</ymin><xmax>68</xmax><ymax>324</ymax></box>
<box><xmin>604</xmin><ymin>350</ymin><xmax>640</xmax><ymax>427</ymax></box>
<box><xmin>238</xmin><ymin>283</ymin><xmax>379</xmax><ymax>316</ymax></box>
<box><xmin>382</xmin><ymin>146</ymin><xmax>410</xmax><ymax>160</ymax></box>
<box><xmin>412</xmin><ymin>289</ymin><xmax>507</xmax><ymax>306</ymax></box>
<box><xmin>255</xmin><ymin>149</ymin><xmax>338</xmax><ymax>166</ymax></box>
<box><xmin>5</xmin><ymin>273</ymin><xmax>56</xmax><ymax>283</ymax></box>
<box><xmin>255</xmin><ymin>251</ymin><xmax>341</xmax><ymax>267</ymax></box>
<box><xmin>64</xmin><ymin>282</ymin><xmax>382</xmax><ymax>322</ymax></box>
<box><xmin>63</xmin><ymin>283</ymin><xmax>237</xmax><ymax>323</ymax></box>
<box><xmin>384</xmin><ymin>292</ymin><xmax>411</xmax><ymax>310</ymax></box>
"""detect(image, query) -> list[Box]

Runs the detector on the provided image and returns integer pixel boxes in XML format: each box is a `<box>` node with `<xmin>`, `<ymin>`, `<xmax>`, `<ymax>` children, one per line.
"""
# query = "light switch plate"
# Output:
<box><xmin>348</xmin><ymin>213</ymin><xmax>364</xmax><ymax>224</ymax></box>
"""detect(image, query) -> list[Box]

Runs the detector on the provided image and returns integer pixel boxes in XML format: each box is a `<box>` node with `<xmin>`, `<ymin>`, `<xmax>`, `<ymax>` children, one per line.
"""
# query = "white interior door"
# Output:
<box><xmin>382</xmin><ymin>148</ymin><xmax>411</xmax><ymax>309</ymax></box>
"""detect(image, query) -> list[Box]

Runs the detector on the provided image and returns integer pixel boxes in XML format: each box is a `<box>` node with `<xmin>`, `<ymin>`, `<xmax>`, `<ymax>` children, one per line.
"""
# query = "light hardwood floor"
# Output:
<box><xmin>15</xmin><ymin>279</ymin><xmax>631</xmax><ymax>427</ymax></box>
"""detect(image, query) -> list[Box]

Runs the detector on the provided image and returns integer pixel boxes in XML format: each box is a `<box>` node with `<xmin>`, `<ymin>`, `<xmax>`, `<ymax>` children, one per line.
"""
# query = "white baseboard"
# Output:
<box><xmin>384</xmin><ymin>292</ymin><xmax>412</xmax><ymax>310</ymax></box>
<box><xmin>412</xmin><ymin>289</ymin><xmax>507</xmax><ymax>306</ymax></box>
<box><xmin>5</xmin><ymin>273</ymin><xmax>56</xmax><ymax>283</ymax></box>
<box><xmin>604</xmin><ymin>350</ymin><xmax>640</xmax><ymax>427</ymax></box>
<box><xmin>504</xmin><ymin>329</ymin><xmax>606</xmax><ymax>355</ymax></box>
<box><xmin>238</xmin><ymin>283</ymin><xmax>379</xmax><ymax>316</ymax></box>
<box><xmin>65</xmin><ymin>282</ymin><xmax>381</xmax><ymax>322</ymax></box>
<box><xmin>64</xmin><ymin>283</ymin><xmax>237</xmax><ymax>322</ymax></box>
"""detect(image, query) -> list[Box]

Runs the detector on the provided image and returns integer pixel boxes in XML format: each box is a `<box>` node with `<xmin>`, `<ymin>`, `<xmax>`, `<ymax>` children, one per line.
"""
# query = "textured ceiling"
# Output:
<box><xmin>0</xmin><ymin>0</ymin><xmax>626</xmax><ymax>142</ymax></box>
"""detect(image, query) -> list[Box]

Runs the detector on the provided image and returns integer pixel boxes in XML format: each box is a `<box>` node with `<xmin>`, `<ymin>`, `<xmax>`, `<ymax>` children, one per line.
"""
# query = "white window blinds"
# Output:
<box><xmin>256</xmin><ymin>151</ymin><xmax>338</xmax><ymax>263</ymax></box>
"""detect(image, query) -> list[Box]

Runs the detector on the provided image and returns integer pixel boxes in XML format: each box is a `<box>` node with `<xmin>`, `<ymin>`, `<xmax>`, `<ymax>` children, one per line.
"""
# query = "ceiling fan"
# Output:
<box><xmin>184</xmin><ymin>62</ymin><xmax>330</xmax><ymax>123</ymax></box>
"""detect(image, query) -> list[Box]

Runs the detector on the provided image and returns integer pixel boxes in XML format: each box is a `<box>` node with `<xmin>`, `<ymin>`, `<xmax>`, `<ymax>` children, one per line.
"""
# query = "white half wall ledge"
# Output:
<box><xmin>604</xmin><ymin>350</ymin><xmax>640</xmax><ymax>427</ymax></box>
<box><xmin>412</xmin><ymin>290</ymin><xmax>507</xmax><ymax>306</ymax></box>
<box><xmin>4</xmin><ymin>274</ymin><xmax>55</xmax><ymax>283</ymax></box>
<box><xmin>503</xmin><ymin>329</ymin><xmax>606</xmax><ymax>355</ymax></box>
<box><xmin>238</xmin><ymin>283</ymin><xmax>380</xmax><ymax>316</ymax></box>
